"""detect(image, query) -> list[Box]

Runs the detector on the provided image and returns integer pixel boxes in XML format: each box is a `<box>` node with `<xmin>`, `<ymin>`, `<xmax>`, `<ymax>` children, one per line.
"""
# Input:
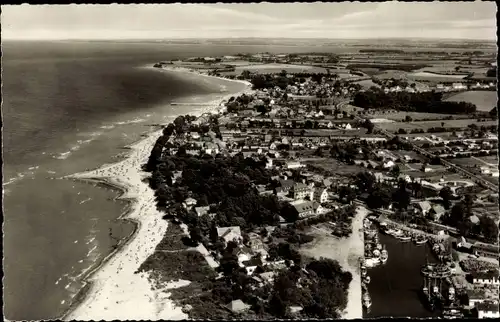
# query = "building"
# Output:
<box><xmin>217</xmin><ymin>226</ymin><xmax>243</xmax><ymax>245</ymax></box>
<box><xmin>472</xmin><ymin>242</ymin><xmax>500</xmax><ymax>259</ymax></box>
<box><xmin>195</xmin><ymin>206</ymin><xmax>210</xmax><ymax>217</ymax></box>
<box><xmin>477</xmin><ymin>302</ymin><xmax>500</xmax><ymax>319</ymax></box>
<box><xmin>183</xmin><ymin>197</ymin><xmax>197</xmax><ymax>209</ymax></box>
<box><xmin>471</xmin><ymin>271</ymin><xmax>500</xmax><ymax>285</ymax></box>
<box><xmin>415</xmin><ymin>201</ymin><xmax>432</xmax><ymax>215</ymax></box>
<box><xmin>310</xmin><ymin>187</ymin><xmax>329</xmax><ymax>203</ymax></box>
<box><xmin>227</xmin><ymin>300</ymin><xmax>251</xmax><ymax>314</ymax></box>
<box><xmin>286</xmin><ymin>161</ymin><xmax>305</xmax><ymax>169</ymax></box>
<box><xmin>291</xmin><ymin>183</ymin><xmax>311</xmax><ymax>200</ymax></box>
<box><xmin>171</xmin><ymin>171</ymin><xmax>183</xmax><ymax>184</ymax></box>
<box><xmin>291</xmin><ymin>200</ymin><xmax>316</xmax><ymax>218</ymax></box>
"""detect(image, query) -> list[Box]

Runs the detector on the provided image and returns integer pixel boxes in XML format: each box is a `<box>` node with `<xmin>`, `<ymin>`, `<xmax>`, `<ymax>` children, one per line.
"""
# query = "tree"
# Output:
<box><xmin>439</xmin><ymin>186</ymin><xmax>453</xmax><ymax>209</ymax></box>
<box><xmin>256</xmin><ymin>105</ymin><xmax>268</xmax><ymax>115</ymax></box>
<box><xmin>190</xmin><ymin>226</ymin><xmax>203</xmax><ymax>246</ymax></box>
<box><xmin>404</xmin><ymin>115</ymin><xmax>413</xmax><ymax>122</ymax></box>
<box><xmin>367</xmin><ymin>184</ymin><xmax>392</xmax><ymax>209</ymax></box>
<box><xmin>390</xmin><ymin>165</ymin><xmax>401</xmax><ymax>178</ymax></box>
<box><xmin>463</xmin><ymin>194</ymin><xmax>474</xmax><ymax>215</ymax></box>
<box><xmin>364</xmin><ymin>119</ymin><xmax>375</xmax><ymax>134</ymax></box>
<box><xmin>479</xmin><ymin>216</ymin><xmax>499</xmax><ymax>242</ymax></box>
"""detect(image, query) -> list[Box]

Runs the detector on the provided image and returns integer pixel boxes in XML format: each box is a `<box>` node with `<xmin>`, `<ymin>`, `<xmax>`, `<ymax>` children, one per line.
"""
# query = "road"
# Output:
<box><xmin>338</xmin><ymin>100</ymin><xmax>499</xmax><ymax>193</ymax></box>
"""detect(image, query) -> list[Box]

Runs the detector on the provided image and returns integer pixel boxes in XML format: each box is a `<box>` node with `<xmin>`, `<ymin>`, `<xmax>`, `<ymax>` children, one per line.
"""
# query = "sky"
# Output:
<box><xmin>1</xmin><ymin>2</ymin><xmax>497</xmax><ymax>40</ymax></box>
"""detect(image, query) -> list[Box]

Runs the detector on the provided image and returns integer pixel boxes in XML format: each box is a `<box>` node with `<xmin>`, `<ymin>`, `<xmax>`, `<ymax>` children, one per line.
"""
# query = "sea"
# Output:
<box><xmin>2</xmin><ymin>40</ymin><xmax>257</xmax><ymax>320</ymax></box>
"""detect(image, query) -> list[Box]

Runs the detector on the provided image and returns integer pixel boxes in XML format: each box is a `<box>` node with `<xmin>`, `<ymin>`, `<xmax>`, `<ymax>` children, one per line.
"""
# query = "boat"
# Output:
<box><xmin>361</xmin><ymin>267</ymin><xmax>367</xmax><ymax>277</ymax></box>
<box><xmin>448</xmin><ymin>287</ymin><xmax>455</xmax><ymax>301</ymax></box>
<box><xmin>365</xmin><ymin>257</ymin><xmax>380</xmax><ymax>267</ymax></box>
<box><xmin>398</xmin><ymin>232</ymin><xmax>411</xmax><ymax>241</ymax></box>
<box><xmin>380</xmin><ymin>249</ymin><xmax>388</xmax><ymax>263</ymax></box>
<box><xmin>376</xmin><ymin>243</ymin><xmax>382</xmax><ymax>250</ymax></box>
<box><xmin>373</xmin><ymin>249</ymin><xmax>381</xmax><ymax>257</ymax></box>
<box><xmin>392</xmin><ymin>229</ymin><xmax>403</xmax><ymax>237</ymax></box>
<box><xmin>362</xmin><ymin>293</ymin><xmax>372</xmax><ymax>309</ymax></box>
<box><xmin>415</xmin><ymin>236</ymin><xmax>428</xmax><ymax>245</ymax></box>
<box><xmin>421</xmin><ymin>286</ymin><xmax>435</xmax><ymax>311</ymax></box>
<box><xmin>364</xmin><ymin>276</ymin><xmax>371</xmax><ymax>284</ymax></box>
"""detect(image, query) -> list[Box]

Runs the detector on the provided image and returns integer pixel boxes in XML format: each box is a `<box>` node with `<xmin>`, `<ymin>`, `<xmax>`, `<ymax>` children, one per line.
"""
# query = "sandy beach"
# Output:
<box><xmin>300</xmin><ymin>206</ymin><xmax>368</xmax><ymax>319</ymax></box>
<box><xmin>63</xmin><ymin>69</ymin><xmax>253</xmax><ymax>320</ymax></box>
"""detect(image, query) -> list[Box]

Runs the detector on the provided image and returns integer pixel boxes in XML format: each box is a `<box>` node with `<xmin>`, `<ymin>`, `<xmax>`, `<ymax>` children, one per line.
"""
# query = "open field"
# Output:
<box><xmin>303</xmin><ymin>158</ymin><xmax>365</xmax><ymax>176</ymax></box>
<box><xmin>376</xmin><ymin>119</ymin><xmax>497</xmax><ymax>132</ymax></box>
<box><xmin>352</xmin><ymin>79</ymin><xmax>380</xmax><ymax>89</ymax></box>
<box><xmin>236</xmin><ymin>63</ymin><xmax>328</xmax><ymax>74</ymax></box>
<box><xmin>389</xmin><ymin>150</ymin><xmax>428</xmax><ymax>162</ymax></box>
<box><xmin>474</xmin><ymin>155</ymin><xmax>499</xmax><ymax>166</ymax></box>
<box><xmin>362</xmin><ymin>111</ymin><xmax>472</xmax><ymax>122</ymax></box>
<box><xmin>445</xmin><ymin>91</ymin><xmax>497</xmax><ymax>112</ymax></box>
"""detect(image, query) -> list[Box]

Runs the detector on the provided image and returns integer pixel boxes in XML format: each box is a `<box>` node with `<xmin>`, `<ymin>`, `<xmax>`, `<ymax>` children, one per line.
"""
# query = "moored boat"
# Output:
<box><xmin>362</xmin><ymin>293</ymin><xmax>372</xmax><ymax>309</ymax></box>
<box><xmin>398</xmin><ymin>232</ymin><xmax>411</xmax><ymax>241</ymax></box>
<box><xmin>363</xmin><ymin>276</ymin><xmax>371</xmax><ymax>284</ymax></box>
<box><xmin>380</xmin><ymin>249</ymin><xmax>388</xmax><ymax>263</ymax></box>
<box><xmin>365</xmin><ymin>257</ymin><xmax>380</xmax><ymax>267</ymax></box>
<box><xmin>415</xmin><ymin>236</ymin><xmax>428</xmax><ymax>245</ymax></box>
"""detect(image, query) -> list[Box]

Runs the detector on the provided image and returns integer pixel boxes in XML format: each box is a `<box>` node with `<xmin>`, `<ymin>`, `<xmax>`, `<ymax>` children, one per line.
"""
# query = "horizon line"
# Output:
<box><xmin>3</xmin><ymin>36</ymin><xmax>497</xmax><ymax>42</ymax></box>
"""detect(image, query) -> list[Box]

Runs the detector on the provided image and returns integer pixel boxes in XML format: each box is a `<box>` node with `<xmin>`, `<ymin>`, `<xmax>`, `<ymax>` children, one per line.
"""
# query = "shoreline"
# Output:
<box><xmin>61</xmin><ymin>67</ymin><xmax>253</xmax><ymax>320</ymax></box>
<box><xmin>299</xmin><ymin>206</ymin><xmax>367</xmax><ymax>319</ymax></box>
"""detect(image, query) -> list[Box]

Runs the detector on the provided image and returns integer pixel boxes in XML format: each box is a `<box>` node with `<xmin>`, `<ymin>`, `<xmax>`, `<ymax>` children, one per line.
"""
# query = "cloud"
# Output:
<box><xmin>1</xmin><ymin>2</ymin><xmax>497</xmax><ymax>40</ymax></box>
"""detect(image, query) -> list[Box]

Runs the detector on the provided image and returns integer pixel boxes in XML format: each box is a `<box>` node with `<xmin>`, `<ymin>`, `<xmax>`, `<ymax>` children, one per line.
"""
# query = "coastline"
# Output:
<box><xmin>300</xmin><ymin>206</ymin><xmax>367</xmax><ymax>319</ymax></box>
<box><xmin>62</xmin><ymin>68</ymin><xmax>253</xmax><ymax>320</ymax></box>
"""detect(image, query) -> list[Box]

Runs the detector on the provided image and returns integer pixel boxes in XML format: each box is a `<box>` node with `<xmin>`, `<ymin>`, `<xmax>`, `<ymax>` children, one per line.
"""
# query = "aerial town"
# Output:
<box><xmin>146</xmin><ymin>50</ymin><xmax>498</xmax><ymax>319</ymax></box>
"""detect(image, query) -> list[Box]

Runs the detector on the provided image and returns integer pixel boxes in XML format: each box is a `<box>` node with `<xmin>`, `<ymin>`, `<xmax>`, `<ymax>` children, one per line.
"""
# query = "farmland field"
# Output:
<box><xmin>362</xmin><ymin>111</ymin><xmax>471</xmax><ymax>121</ymax></box>
<box><xmin>303</xmin><ymin>158</ymin><xmax>365</xmax><ymax>176</ymax></box>
<box><xmin>375</xmin><ymin>119</ymin><xmax>497</xmax><ymax>132</ymax></box>
<box><xmin>444</xmin><ymin>91</ymin><xmax>497</xmax><ymax>111</ymax></box>
<box><xmin>352</xmin><ymin>79</ymin><xmax>380</xmax><ymax>89</ymax></box>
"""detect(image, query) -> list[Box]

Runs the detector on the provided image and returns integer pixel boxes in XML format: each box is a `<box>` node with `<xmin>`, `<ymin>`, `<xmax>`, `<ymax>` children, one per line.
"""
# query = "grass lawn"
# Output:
<box><xmin>444</xmin><ymin>91</ymin><xmax>497</xmax><ymax>112</ymax></box>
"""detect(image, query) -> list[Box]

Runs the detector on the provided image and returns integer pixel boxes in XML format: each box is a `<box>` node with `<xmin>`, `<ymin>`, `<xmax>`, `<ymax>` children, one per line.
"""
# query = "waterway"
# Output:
<box><xmin>363</xmin><ymin>233</ymin><xmax>442</xmax><ymax>318</ymax></box>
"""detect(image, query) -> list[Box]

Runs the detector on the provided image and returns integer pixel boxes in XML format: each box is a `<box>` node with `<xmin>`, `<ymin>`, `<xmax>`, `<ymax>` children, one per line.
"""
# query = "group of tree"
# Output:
<box><xmin>352</xmin><ymin>89</ymin><xmax>477</xmax><ymax>115</ymax></box>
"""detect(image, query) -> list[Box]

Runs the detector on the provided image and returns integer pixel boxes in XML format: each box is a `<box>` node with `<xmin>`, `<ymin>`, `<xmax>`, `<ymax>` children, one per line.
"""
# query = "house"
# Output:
<box><xmin>429</xmin><ymin>204</ymin><xmax>446</xmax><ymax>221</ymax></box>
<box><xmin>217</xmin><ymin>226</ymin><xmax>243</xmax><ymax>245</ymax></box>
<box><xmin>310</xmin><ymin>187</ymin><xmax>329</xmax><ymax>203</ymax></box>
<box><xmin>291</xmin><ymin>183</ymin><xmax>311</xmax><ymax>200</ymax></box>
<box><xmin>171</xmin><ymin>171</ymin><xmax>183</xmax><ymax>184</ymax></box>
<box><xmin>477</xmin><ymin>302</ymin><xmax>500</xmax><ymax>319</ymax></box>
<box><xmin>471</xmin><ymin>271</ymin><xmax>500</xmax><ymax>285</ymax></box>
<box><xmin>190</xmin><ymin>132</ymin><xmax>201</xmax><ymax>140</ymax></box>
<box><xmin>469</xmin><ymin>215</ymin><xmax>480</xmax><ymax>224</ymax></box>
<box><xmin>415</xmin><ymin>201</ymin><xmax>432</xmax><ymax>215</ymax></box>
<box><xmin>467</xmin><ymin>289</ymin><xmax>487</xmax><ymax>306</ymax></box>
<box><xmin>472</xmin><ymin>242</ymin><xmax>500</xmax><ymax>259</ymax></box>
<box><xmin>259</xmin><ymin>271</ymin><xmax>276</xmax><ymax>284</ymax></box>
<box><xmin>289</xmin><ymin>306</ymin><xmax>303</xmax><ymax>314</ymax></box>
<box><xmin>195</xmin><ymin>206</ymin><xmax>210</xmax><ymax>217</ymax></box>
<box><xmin>291</xmin><ymin>200</ymin><xmax>316</xmax><ymax>218</ymax></box>
<box><xmin>183</xmin><ymin>197</ymin><xmax>197</xmax><ymax>209</ymax></box>
<box><xmin>279</xmin><ymin>179</ymin><xmax>295</xmax><ymax>192</ymax></box>
<box><xmin>286</xmin><ymin>161</ymin><xmax>305</xmax><ymax>169</ymax></box>
<box><xmin>227</xmin><ymin>300</ymin><xmax>251</xmax><ymax>314</ymax></box>
<box><xmin>383</xmin><ymin>160</ymin><xmax>395</xmax><ymax>169</ymax></box>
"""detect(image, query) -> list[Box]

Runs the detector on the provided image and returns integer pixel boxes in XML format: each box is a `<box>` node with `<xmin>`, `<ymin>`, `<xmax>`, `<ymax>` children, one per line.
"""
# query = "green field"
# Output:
<box><xmin>376</xmin><ymin>119</ymin><xmax>497</xmax><ymax>132</ymax></box>
<box><xmin>445</xmin><ymin>91</ymin><xmax>497</xmax><ymax>112</ymax></box>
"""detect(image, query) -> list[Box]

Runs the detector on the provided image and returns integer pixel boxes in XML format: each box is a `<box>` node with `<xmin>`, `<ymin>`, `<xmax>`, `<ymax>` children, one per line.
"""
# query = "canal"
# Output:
<box><xmin>363</xmin><ymin>233</ymin><xmax>443</xmax><ymax>318</ymax></box>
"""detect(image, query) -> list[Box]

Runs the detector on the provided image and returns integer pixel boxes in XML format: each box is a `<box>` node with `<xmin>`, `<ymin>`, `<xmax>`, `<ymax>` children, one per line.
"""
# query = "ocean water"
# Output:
<box><xmin>2</xmin><ymin>40</ymin><xmax>250</xmax><ymax>320</ymax></box>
